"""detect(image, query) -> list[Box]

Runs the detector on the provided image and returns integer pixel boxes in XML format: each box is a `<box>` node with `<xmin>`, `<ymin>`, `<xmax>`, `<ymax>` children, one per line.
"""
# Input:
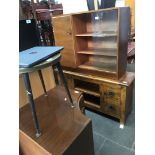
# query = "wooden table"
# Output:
<box><xmin>19</xmin><ymin>86</ymin><xmax>95</xmax><ymax>155</ymax></box>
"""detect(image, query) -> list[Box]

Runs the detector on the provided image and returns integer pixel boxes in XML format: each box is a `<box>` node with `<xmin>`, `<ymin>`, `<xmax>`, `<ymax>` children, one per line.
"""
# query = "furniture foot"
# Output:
<box><xmin>119</xmin><ymin>124</ymin><xmax>124</xmax><ymax>129</ymax></box>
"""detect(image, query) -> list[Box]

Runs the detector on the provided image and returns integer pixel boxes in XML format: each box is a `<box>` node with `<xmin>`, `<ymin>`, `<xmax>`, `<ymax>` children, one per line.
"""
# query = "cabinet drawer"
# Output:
<box><xmin>104</xmin><ymin>103</ymin><xmax>120</xmax><ymax>118</ymax></box>
<box><xmin>102</xmin><ymin>83</ymin><xmax>121</xmax><ymax>105</ymax></box>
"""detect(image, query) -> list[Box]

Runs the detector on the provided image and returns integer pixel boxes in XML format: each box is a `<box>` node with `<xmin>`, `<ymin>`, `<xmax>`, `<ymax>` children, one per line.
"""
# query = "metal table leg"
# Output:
<box><xmin>56</xmin><ymin>62</ymin><xmax>75</xmax><ymax>108</ymax></box>
<box><xmin>52</xmin><ymin>67</ymin><xmax>59</xmax><ymax>85</ymax></box>
<box><xmin>38</xmin><ymin>70</ymin><xmax>48</xmax><ymax>96</ymax></box>
<box><xmin>23</xmin><ymin>73</ymin><xmax>41</xmax><ymax>137</ymax></box>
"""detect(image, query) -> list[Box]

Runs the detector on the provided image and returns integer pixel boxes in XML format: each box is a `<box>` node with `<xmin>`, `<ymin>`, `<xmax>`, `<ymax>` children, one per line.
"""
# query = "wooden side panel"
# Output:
<box><xmin>125</xmin><ymin>0</ymin><xmax>135</xmax><ymax>32</ymax></box>
<box><xmin>52</xmin><ymin>15</ymin><xmax>76</xmax><ymax>68</ymax></box>
<box><xmin>117</xmin><ymin>7</ymin><xmax>130</xmax><ymax>79</ymax></box>
<box><xmin>63</xmin><ymin>122</ymin><xmax>95</xmax><ymax>155</ymax></box>
<box><xmin>20</xmin><ymin>131</ymin><xmax>51</xmax><ymax>155</ymax></box>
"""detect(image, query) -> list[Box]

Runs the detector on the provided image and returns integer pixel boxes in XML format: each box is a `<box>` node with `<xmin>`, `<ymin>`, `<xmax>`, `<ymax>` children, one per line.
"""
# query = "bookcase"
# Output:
<box><xmin>52</xmin><ymin>7</ymin><xmax>130</xmax><ymax>79</ymax></box>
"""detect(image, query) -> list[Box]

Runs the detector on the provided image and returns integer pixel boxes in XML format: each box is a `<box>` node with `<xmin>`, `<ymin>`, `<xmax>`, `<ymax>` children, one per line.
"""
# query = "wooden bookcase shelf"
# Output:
<box><xmin>84</xmin><ymin>100</ymin><xmax>100</xmax><ymax>110</ymax></box>
<box><xmin>74</xmin><ymin>79</ymin><xmax>100</xmax><ymax>96</ymax></box>
<box><xmin>52</xmin><ymin>7</ymin><xmax>130</xmax><ymax>79</ymax></box>
<box><xmin>84</xmin><ymin>93</ymin><xmax>100</xmax><ymax>106</ymax></box>
<box><xmin>75</xmin><ymin>31</ymin><xmax>117</xmax><ymax>37</ymax></box>
<box><xmin>77</xmin><ymin>48</ymin><xmax>117</xmax><ymax>56</ymax></box>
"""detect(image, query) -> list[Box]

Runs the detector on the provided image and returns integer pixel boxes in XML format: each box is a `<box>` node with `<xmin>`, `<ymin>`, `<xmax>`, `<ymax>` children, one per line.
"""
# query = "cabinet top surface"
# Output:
<box><xmin>20</xmin><ymin>86</ymin><xmax>90</xmax><ymax>154</ymax></box>
<box><xmin>52</xmin><ymin>7</ymin><xmax>129</xmax><ymax>18</ymax></box>
<box><xmin>64</xmin><ymin>70</ymin><xmax>135</xmax><ymax>86</ymax></box>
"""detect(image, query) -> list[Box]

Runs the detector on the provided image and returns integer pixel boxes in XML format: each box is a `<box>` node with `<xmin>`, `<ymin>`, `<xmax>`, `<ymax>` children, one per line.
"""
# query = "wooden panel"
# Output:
<box><xmin>77</xmin><ymin>48</ymin><xmax>117</xmax><ymax>56</ymax></box>
<box><xmin>125</xmin><ymin>0</ymin><xmax>135</xmax><ymax>31</ymax></box>
<box><xmin>101</xmin><ymin>83</ymin><xmax>121</xmax><ymax>114</ymax></box>
<box><xmin>75</xmin><ymin>32</ymin><xmax>117</xmax><ymax>37</ymax></box>
<box><xmin>19</xmin><ymin>67</ymin><xmax>56</xmax><ymax>108</ymax></box>
<box><xmin>52</xmin><ymin>15</ymin><xmax>76</xmax><ymax>68</ymax></box>
<box><xmin>87</xmin><ymin>37</ymin><xmax>117</xmax><ymax>49</ymax></box>
<box><xmin>20</xmin><ymin>131</ymin><xmax>51</xmax><ymax>155</ymax></box>
<box><xmin>89</xmin><ymin>55</ymin><xmax>117</xmax><ymax>64</ymax></box>
<box><xmin>117</xmin><ymin>7</ymin><xmax>130</xmax><ymax>79</ymax></box>
<box><xmin>78</xmin><ymin>61</ymin><xmax>117</xmax><ymax>74</ymax></box>
<box><xmin>103</xmin><ymin>102</ymin><xmax>120</xmax><ymax>118</ymax></box>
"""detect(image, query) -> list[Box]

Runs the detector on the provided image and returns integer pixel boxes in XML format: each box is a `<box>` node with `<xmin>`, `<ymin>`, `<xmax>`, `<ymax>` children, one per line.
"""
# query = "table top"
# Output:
<box><xmin>20</xmin><ymin>86</ymin><xmax>91</xmax><ymax>155</ymax></box>
<box><xmin>19</xmin><ymin>46</ymin><xmax>63</xmax><ymax>68</ymax></box>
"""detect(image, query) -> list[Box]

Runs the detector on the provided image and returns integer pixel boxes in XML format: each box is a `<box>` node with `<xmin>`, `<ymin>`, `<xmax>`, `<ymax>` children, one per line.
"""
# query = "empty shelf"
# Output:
<box><xmin>77</xmin><ymin>48</ymin><xmax>117</xmax><ymax>56</ymax></box>
<box><xmin>75</xmin><ymin>87</ymin><xmax>100</xmax><ymax>97</ymax></box>
<box><xmin>75</xmin><ymin>31</ymin><xmax>117</xmax><ymax>37</ymax></box>
<box><xmin>78</xmin><ymin>61</ymin><xmax>117</xmax><ymax>73</ymax></box>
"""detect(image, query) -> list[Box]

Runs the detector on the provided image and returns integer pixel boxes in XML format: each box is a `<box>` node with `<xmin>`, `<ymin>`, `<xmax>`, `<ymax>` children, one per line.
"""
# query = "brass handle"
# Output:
<box><xmin>108</xmin><ymin>105</ymin><xmax>115</xmax><ymax>111</ymax></box>
<box><xmin>66</xmin><ymin>31</ymin><xmax>72</xmax><ymax>35</ymax></box>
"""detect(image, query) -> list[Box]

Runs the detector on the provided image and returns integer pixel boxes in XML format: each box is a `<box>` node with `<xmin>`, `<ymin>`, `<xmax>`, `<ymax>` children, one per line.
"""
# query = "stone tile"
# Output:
<box><xmin>132</xmin><ymin>141</ymin><xmax>135</xmax><ymax>151</ymax></box>
<box><xmin>93</xmin><ymin>132</ymin><xmax>106</xmax><ymax>154</ymax></box>
<box><xmin>97</xmin><ymin>140</ymin><xmax>135</xmax><ymax>155</ymax></box>
<box><xmin>127</xmin><ymin>63</ymin><xmax>135</xmax><ymax>72</ymax></box>
<box><xmin>86</xmin><ymin>110</ymin><xmax>135</xmax><ymax>148</ymax></box>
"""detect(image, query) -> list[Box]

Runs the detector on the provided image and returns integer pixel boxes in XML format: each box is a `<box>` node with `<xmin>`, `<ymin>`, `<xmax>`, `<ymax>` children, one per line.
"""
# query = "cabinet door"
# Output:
<box><xmin>101</xmin><ymin>83</ymin><xmax>121</xmax><ymax>118</ymax></box>
<box><xmin>52</xmin><ymin>15</ymin><xmax>76</xmax><ymax>68</ymax></box>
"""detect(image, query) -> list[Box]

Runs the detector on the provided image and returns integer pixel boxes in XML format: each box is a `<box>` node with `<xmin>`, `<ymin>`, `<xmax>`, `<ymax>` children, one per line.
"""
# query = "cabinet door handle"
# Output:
<box><xmin>66</xmin><ymin>32</ymin><xmax>72</xmax><ymax>35</ymax></box>
<box><xmin>108</xmin><ymin>105</ymin><xmax>115</xmax><ymax>111</ymax></box>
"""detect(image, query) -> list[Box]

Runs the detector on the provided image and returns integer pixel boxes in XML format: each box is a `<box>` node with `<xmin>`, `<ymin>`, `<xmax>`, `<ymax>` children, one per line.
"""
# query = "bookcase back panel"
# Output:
<box><xmin>87</xmin><ymin>10</ymin><xmax>118</xmax><ymax>33</ymax></box>
<box><xmin>89</xmin><ymin>55</ymin><xmax>117</xmax><ymax>64</ymax></box>
<box><xmin>87</xmin><ymin>37</ymin><xmax>117</xmax><ymax>49</ymax></box>
<box><xmin>72</xmin><ymin>9</ymin><xmax>118</xmax><ymax>34</ymax></box>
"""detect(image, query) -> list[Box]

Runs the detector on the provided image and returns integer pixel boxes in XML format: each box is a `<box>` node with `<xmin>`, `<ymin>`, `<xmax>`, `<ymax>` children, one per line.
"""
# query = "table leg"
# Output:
<box><xmin>52</xmin><ymin>67</ymin><xmax>59</xmax><ymax>85</ymax></box>
<box><xmin>38</xmin><ymin>70</ymin><xmax>48</xmax><ymax>96</ymax></box>
<box><xmin>56</xmin><ymin>62</ymin><xmax>75</xmax><ymax>108</ymax></box>
<box><xmin>23</xmin><ymin>73</ymin><xmax>41</xmax><ymax>137</ymax></box>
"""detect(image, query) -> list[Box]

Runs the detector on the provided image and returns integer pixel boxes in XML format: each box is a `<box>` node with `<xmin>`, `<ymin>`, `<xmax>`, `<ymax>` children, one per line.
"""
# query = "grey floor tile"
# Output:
<box><xmin>131</xmin><ymin>141</ymin><xmax>135</xmax><ymax>151</ymax></box>
<box><xmin>86</xmin><ymin>110</ymin><xmax>135</xmax><ymax>148</ymax></box>
<box><xmin>97</xmin><ymin>140</ymin><xmax>135</xmax><ymax>155</ymax></box>
<box><xmin>127</xmin><ymin>63</ymin><xmax>135</xmax><ymax>72</ymax></box>
<box><xmin>93</xmin><ymin>132</ymin><xmax>106</xmax><ymax>154</ymax></box>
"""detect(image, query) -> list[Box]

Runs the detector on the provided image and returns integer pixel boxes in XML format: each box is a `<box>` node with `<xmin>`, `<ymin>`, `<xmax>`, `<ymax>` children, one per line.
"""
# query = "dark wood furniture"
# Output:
<box><xmin>52</xmin><ymin>7</ymin><xmax>130</xmax><ymax>79</ymax></box>
<box><xmin>20</xmin><ymin>86</ymin><xmax>95</xmax><ymax>155</ymax></box>
<box><xmin>56</xmin><ymin>69</ymin><xmax>134</xmax><ymax>125</ymax></box>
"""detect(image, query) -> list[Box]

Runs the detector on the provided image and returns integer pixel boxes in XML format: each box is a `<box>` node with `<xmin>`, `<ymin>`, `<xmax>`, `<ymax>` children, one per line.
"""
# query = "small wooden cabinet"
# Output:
<box><xmin>56</xmin><ymin>70</ymin><xmax>134</xmax><ymax>125</ymax></box>
<box><xmin>52</xmin><ymin>7</ymin><xmax>130</xmax><ymax>79</ymax></box>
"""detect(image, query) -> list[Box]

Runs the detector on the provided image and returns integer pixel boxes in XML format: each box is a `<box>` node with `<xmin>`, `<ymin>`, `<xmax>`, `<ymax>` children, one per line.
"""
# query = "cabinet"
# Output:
<box><xmin>56</xmin><ymin>69</ymin><xmax>134</xmax><ymax>125</ymax></box>
<box><xmin>52</xmin><ymin>7</ymin><xmax>130</xmax><ymax>79</ymax></box>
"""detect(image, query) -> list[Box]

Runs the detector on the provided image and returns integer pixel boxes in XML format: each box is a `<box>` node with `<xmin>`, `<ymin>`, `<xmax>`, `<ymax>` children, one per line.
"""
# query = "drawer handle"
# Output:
<box><xmin>66</xmin><ymin>32</ymin><xmax>72</xmax><ymax>35</ymax></box>
<box><xmin>104</xmin><ymin>91</ymin><xmax>115</xmax><ymax>97</ymax></box>
<box><xmin>108</xmin><ymin>105</ymin><xmax>115</xmax><ymax>111</ymax></box>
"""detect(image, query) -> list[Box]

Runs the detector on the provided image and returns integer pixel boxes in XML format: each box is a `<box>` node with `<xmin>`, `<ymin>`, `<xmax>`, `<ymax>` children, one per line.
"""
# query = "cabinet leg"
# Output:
<box><xmin>23</xmin><ymin>73</ymin><xmax>41</xmax><ymax>137</ymax></box>
<box><xmin>56</xmin><ymin>62</ymin><xmax>75</xmax><ymax>108</ymax></box>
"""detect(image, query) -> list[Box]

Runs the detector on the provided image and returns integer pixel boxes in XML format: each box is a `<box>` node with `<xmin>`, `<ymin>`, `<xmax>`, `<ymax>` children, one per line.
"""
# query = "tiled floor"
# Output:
<box><xmin>85</xmin><ymin>63</ymin><xmax>135</xmax><ymax>155</ymax></box>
